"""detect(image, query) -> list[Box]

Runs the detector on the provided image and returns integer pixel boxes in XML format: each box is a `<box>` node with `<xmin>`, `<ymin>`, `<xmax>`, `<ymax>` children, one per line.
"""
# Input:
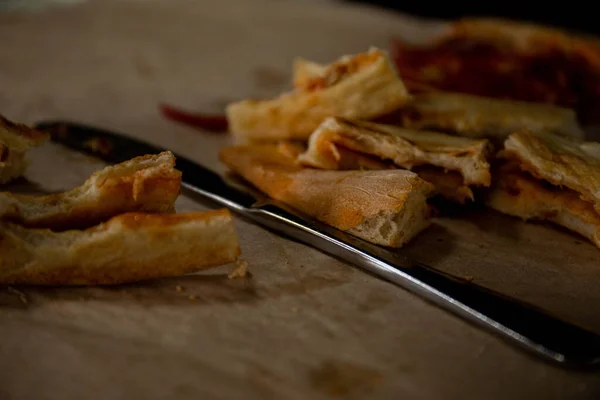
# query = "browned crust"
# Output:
<box><xmin>500</xmin><ymin>130</ymin><xmax>600</xmax><ymax>214</ymax></box>
<box><xmin>0</xmin><ymin>151</ymin><xmax>182</xmax><ymax>230</ymax></box>
<box><xmin>486</xmin><ymin>163</ymin><xmax>600</xmax><ymax>248</ymax></box>
<box><xmin>298</xmin><ymin>116</ymin><xmax>493</xmax><ymax>186</ymax></box>
<box><xmin>219</xmin><ymin>143</ymin><xmax>434</xmax><ymax>247</ymax></box>
<box><xmin>0</xmin><ymin>209</ymin><xmax>240</xmax><ymax>286</ymax></box>
<box><xmin>0</xmin><ymin>115</ymin><xmax>49</xmax><ymax>144</ymax></box>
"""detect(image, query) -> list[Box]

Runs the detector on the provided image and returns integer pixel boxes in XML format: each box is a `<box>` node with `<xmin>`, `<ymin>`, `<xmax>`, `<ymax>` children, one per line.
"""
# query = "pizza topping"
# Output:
<box><xmin>391</xmin><ymin>37</ymin><xmax>600</xmax><ymax>124</ymax></box>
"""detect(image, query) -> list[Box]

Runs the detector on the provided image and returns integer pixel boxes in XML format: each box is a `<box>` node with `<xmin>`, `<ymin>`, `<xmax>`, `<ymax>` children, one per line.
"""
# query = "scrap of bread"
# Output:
<box><xmin>500</xmin><ymin>130</ymin><xmax>600</xmax><ymax>214</ymax></box>
<box><xmin>288</xmin><ymin>138</ymin><xmax>472</xmax><ymax>204</ymax></box>
<box><xmin>0</xmin><ymin>115</ymin><xmax>49</xmax><ymax>184</ymax></box>
<box><xmin>219</xmin><ymin>143</ymin><xmax>434</xmax><ymax>247</ymax></box>
<box><xmin>0</xmin><ymin>151</ymin><xmax>181</xmax><ymax>230</ymax></box>
<box><xmin>226</xmin><ymin>48</ymin><xmax>410</xmax><ymax>142</ymax></box>
<box><xmin>486</xmin><ymin>163</ymin><xmax>600</xmax><ymax>248</ymax></box>
<box><xmin>394</xmin><ymin>92</ymin><xmax>584</xmax><ymax>142</ymax></box>
<box><xmin>298</xmin><ymin>117</ymin><xmax>493</xmax><ymax>187</ymax></box>
<box><xmin>0</xmin><ymin>209</ymin><xmax>240</xmax><ymax>285</ymax></box>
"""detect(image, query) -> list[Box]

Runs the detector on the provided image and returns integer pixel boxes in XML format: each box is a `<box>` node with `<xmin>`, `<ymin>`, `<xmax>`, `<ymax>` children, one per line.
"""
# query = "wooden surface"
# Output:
<box><xmin>0</xmin><ymin>1</ymin><xmax>599</xmax><ymax>399</ymax></box>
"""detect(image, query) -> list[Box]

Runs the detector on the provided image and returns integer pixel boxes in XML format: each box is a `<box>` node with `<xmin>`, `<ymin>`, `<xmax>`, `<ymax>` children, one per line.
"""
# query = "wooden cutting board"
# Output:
<box><xmin>1</xmin><ymin>1</ymin><xmax>599</xmax><ymax>399</ymax></box>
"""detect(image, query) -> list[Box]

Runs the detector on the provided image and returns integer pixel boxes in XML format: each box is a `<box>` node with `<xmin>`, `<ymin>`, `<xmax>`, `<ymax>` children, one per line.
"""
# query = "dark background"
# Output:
<box><xmin>348</xmin><ymin>1</ymin><xmax>598</xmax><ymax>36</ymax></box>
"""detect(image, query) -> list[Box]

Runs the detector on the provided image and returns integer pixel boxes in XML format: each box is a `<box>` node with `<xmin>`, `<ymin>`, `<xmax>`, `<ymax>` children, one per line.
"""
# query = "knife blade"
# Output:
<box><xmin>36</xmin><ymin>120</ymin><xmax>600</xmax><ymax>369</ymax></box>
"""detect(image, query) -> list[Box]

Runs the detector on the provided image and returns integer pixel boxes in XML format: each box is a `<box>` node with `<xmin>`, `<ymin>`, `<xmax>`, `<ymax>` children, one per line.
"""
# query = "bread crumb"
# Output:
<box><xmin>188</xmin><ymin>295</ymin><xmax>197</xmax><ymax>301</ymax></box>
<box><xmin>176</xmin><ymin>285</ymin><xmax>184</xmax><ymax>292</ymax></box>
<box><xmin>464</xmin><ymin>276</ymin><xmax>474</xmax><ymax>282</ymax></box>
<box><xmin>228</xmin><ymin>259</ymin><xmax>249</xmax><ymax>279</ymax></box>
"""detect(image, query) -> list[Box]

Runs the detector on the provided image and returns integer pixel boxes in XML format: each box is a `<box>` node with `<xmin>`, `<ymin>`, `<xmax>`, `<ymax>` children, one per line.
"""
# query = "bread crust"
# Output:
<box><xmin>226</xmin><ymin>48</ymin><xmax>410</xmax><ymax>142</ymax></box>
<box><xmin>0</xmin><ymin>209</ymin><xmax>240</xmax><ymax>285</ymax></box>
<box><xmin>397</xmin><ymin>92</ymin><xmax>584</xmax><ymax>142</ymax></box>
<box><xmin>501</xmin><ymin>130</ymin><xmax>600</xmax><ymax>214</ymax></box>
<box><xmin>486</xmin><ymin>164</ymin><xmax>600</xmax><ymax>248</ymax></box>
<box><xmin>298</xmin><ymin>116</ymin><xmax>492</xmax><ymax>187</ymax></box>
<box><xmin>0</xmin><ymin>151</ymin><xmax>182</xmax><ymax>230</ymax></box>
<box><xmin>0</xmin><ymin>115</ymin><xmax>49</xmax><ymax>184</ymax></box>
<box><xmin>220</xmin><ymin>143</ymin><xmax>434</xmax><ymax>247</ymax></box>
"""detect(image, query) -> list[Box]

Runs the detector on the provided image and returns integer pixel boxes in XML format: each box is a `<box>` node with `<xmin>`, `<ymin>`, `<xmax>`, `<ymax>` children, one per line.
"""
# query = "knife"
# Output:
<box><xmin>35</xmin><ymin>120</ymin><xmax>600</xmax><ymax>369</ymax></box>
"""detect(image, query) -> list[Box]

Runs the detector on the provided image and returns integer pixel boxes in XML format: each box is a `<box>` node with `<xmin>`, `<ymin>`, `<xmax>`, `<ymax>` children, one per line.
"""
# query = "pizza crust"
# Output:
<box><xmin>0</xmin><ymin>115</ymin><xmax>49</xmax><ymax>184</ymax></box>
<box><xmin>0</xmin><ymin>151</ymin><xmax>182</xmax><ymax>230</ymax></box>
<box><xmin>396</xmin><ymin>92</ymin><xmax>585</xmax><ymax>142</ymax></box>
<box><xmin>486</xmin><ymin>164</ymin><xmax>600</xmax><ymax>248</ymax></box>
<box><xmin>501</xmin><ymin>130</ymin><xmax>600</xmax><ymax>214</ymax></box>
<box><xmin>219</xmin><ymin>143</ymin><xmax>434</xmax><ymax>247</ymax></box>
<box><xmin>298</xmin><ymin>116</ymin><xmax>493</xmax><ymax>186</ymax></box>
<box><xmin>226</xmin><ymin>48</ymin><xmax>410</xmax><ymax>142</ymax></box>
<box><xmin>0</xmin><ymin>209</ymin><xmax>240</xmax><ymax>285</ymax></box>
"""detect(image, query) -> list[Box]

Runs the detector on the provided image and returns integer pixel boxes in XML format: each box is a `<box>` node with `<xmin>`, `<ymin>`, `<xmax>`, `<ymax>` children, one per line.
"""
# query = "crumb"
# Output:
<box><xmin>176</xmin><ymin>285</ymin><xmax>184</xmax><ymax>292</ymax></box>
<box><xmin>188</xmin><ymin>295</ymin><xmax>197</xmax><ymax>301</ymax></box>
<box><xmin>228</xmin><ymin>259</ymin><xmax>250</xmax><ymax>279</ymax></box>
<box><xmin>290</xmin><ymin>306</ymin><xmax>298</xmax><ymax>313</ymax></box>
<box><xmin>464</xmin><ymin>276</ymin><xmax>474</xmax><ymax>282</ymax></box>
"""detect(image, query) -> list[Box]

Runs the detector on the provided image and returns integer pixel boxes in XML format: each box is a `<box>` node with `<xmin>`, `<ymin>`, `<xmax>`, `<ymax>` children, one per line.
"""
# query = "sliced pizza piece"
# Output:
<box><xmin>298</xmin><ymin>116</ymin><xmax>492</xmax><ymax>186</ymax></box>
<box><xmin>219</xmin><ymin>143</ymin><xmax>434</xmax><ymax>248</ymax></box>
<box><xmin>0</xmin><ymin>209</ymin><xmax>240</xmax><ymax>285</ymax></box>
<box><xmin>298</xmin><ymin>132</ymin><xmax>472</xmax><ymax>204</ymax></box>
<box><xmin>0</xmin><ymin>151</ymin><xmax>181</xmax><ymax>230</ymax></box>
<box><xmin>391</xmin><ymin>18</ymin><xmax>600</xmax><ymax>124</ymax></box>
<box><xmin>486</xmin><ymin>163</ymin><xmax>600</xmax><ymax>248</ymax></box>
<box><xmin>0</xmin><ymin>115</ymin><xmax>49</xmax><ymax>184</ymax></box>
<box><xmin>500</xmin><ymin>129</ymin><xmax>600</xmax><ymax>214</ymax></box>
<box><xmin>226</xmin><ymin>48</ymin><xmax>410</xmax><ymax>142</ymax></box>
<box><xmin>393</xmin><ymin>92</ymin><xmax>584</xmax><ymax>142</ymax></box>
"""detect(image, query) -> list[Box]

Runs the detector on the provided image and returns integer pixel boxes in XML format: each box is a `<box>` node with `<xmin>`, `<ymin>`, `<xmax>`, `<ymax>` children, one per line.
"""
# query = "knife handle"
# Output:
<box><xmin>239</xmin><ymin>202</ymin><xmax>600</xmax><ymax>369</ymax></box>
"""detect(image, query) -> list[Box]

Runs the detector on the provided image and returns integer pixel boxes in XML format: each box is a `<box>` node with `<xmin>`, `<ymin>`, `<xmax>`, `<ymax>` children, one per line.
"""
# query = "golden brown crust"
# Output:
<box><xmin>0</xmin><ymin>116</ymin><xmax>49</xmax><ymax>143</ymax></box>
<box><xmin>219</xmin><ymin>143</ymin><xmax>434</xmax><ymax>247</ymax></box>
<box><xmin>486</xmin><ymin>164</ymin><xmax>600</xmax><ymax>248</ymax></box>
<box><xmin>0</xmin><ymin>151</ymin><xmax>182</xmax><ymax>230</ymax></box>
<box><xmin>0</xmin><ymin>209</ymin><xmax>240</xmax><ymax>285</ymax></box>
<box><xmin>298</xmin><ymin>116</ymin><xmax>493</xmax><ymax>186</ymax></box>
<box><xmin>0</xmin><ymin>115</ymin><xmax>49</xmax><ymax>184</ymax></box>
<box><xmin>501</xmin><ymin>130</ymin><xmax>600</xmax><ymax>214</ymax></box>
<box><xmin>397</xmin><ymin>92</ymin><xmax>584</xmax><ymax>142</ymax></box>
<box><xmin>226</xmin><ymin>48</ymin><xmax>410</xmax><ymax>142</ymax></box>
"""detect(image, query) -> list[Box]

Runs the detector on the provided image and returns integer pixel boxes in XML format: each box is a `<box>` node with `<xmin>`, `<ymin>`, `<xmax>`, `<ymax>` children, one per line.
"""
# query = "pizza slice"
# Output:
<box><xmin>487</xmin><ymin>130</ymin><xmax>600</xmax><ymax>248</ymax></box>
<box><xmin>0</xmin><ymin>115</ymin><xmax>49</xmax><ymax>184</ymax></box>
<box><xmin>0</xmin><ymin>151</ymin><xmax>182</xmax><ymax>230</ymax></box>
<box><xmin>226</xmin><ymin>48</ymin><xmax>410</xmax><ymax>142</ymax></box>
<box><xmin>0</xmin><ymin>209</ymin><xmax>241</xmax><ymax>285</ymax></box>
<box><xmin>387</xmin><ymin>92</ymin><xmax>584</xmax><ymax>142</ymax></box>
<box><xmin>219</xmin><ymin>143</ymin><xmax>434</xmax><ymax>247</ymax></box>
<box><xmin>297</xmin><ymin>116</ymin><xmax>493</xmax><ymax>203</ymax></box>
<box><xmin>391</xmin><ymin>17</ymin><xmax>600</xmax><ymax>125</ymax></box>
